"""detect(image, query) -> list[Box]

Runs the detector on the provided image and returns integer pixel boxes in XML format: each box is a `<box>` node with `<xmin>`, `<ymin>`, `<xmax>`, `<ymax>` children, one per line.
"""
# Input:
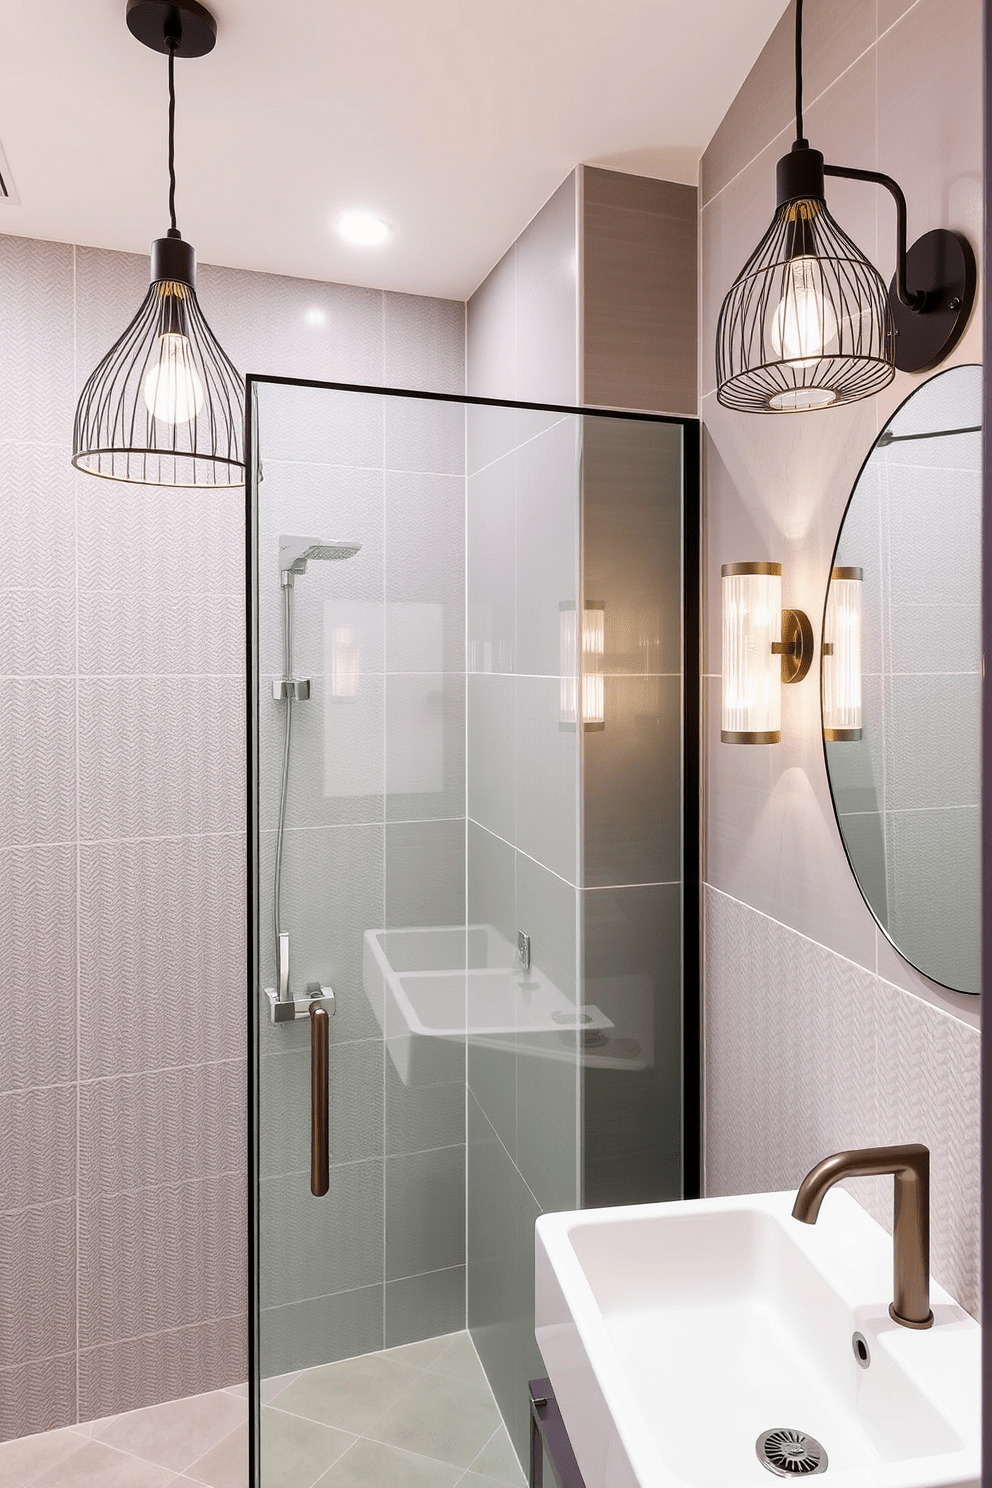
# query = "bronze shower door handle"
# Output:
<box><xmin>309</xmin><ymin>1000</ymin><xmax>329</xmax><ymax>1196</ymax></box>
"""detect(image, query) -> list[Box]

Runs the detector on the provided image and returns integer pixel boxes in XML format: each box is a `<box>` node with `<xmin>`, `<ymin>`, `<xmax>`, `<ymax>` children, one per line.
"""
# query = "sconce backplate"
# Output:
<box><xmin>775</xmin><ymin>608</ymin><xmax>814</xmax><ymax>684</ymax></box>
<box><xmin>890</xmin><ymin>229</ymin><xmax>976</xmax><ymax>373</ymax></box>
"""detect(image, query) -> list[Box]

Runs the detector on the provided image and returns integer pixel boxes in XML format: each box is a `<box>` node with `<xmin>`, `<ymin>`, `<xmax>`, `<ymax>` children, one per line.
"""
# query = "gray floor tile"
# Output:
<box><xmin>184</xmin><ymin>1421</ymin><xmax>248</xmax><ymax>1488</ymax></box>
<box><xmin>0</xmin><ymin>1427</ymin><xmax>89</xmax><ymax>1487</ymax></box>
<box><xmin>316</xmin><ymin>1437</ymin><xmax>462</xmax><ymax>1488</ymax></box>
<box><xmin>273</xmin><ymin>1353</ymin><xmax>420</xmax><ymax>1435</ymax></box>
<box><xmin>29</xmin><ymin>1438</ymin><xmax>176</xmax><ymax>1487</ymax></box>
<box><xmin>468</xmin><ymin>1426</ymin><xmax>525</xmax><ymax>1486</ymax></box>
<box><xmin>429</xmin><ymin>1334</ymin><xmax>488</xmax><ymax>1388</ymax></box>
<box><xmin>259</xmin><ymin>1409</ymin><xmax>355</xmax><ymax>1488</ymax></box>
<box><xmin>365</xmin><ymin>1370</ymin><xmax>502</xmax><ymax>1469</ymax></box>
<box><xmin>457</xmin><ymin>1474</ymin><xmax>515</xmax><ymax>1488</ymax></box>
<box><xmin>91</xmin><ymin>1389</ymin><xmax>247</xmax><ymax>1473</ymax></box>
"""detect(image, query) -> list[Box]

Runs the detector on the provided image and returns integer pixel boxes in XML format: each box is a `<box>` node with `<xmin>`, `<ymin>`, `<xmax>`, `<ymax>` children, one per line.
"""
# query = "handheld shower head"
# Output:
<box><xmin>279</xmin><ymin>534</ymin><xmax>361</xmax><ymax>582</ymax></box>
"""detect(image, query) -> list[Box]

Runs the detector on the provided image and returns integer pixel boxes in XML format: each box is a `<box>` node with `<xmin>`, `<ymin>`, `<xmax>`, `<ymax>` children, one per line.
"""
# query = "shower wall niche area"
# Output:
<box><xmin>248</xmin><ymin>376</ymin><xmax>697</xmax><ymax>1470</ymax></box>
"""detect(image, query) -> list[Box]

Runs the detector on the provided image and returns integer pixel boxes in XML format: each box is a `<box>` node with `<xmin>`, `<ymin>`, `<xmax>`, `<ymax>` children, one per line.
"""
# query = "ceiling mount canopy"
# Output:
<box><xmin>715</xmin><ymin>0</ymin><xmax>975</xmax><ymax>414</ymax></box>
<box><xmin>72</xmin><ymin>0</ymin><xmax>244</xmax><ymax>487</ymax></box>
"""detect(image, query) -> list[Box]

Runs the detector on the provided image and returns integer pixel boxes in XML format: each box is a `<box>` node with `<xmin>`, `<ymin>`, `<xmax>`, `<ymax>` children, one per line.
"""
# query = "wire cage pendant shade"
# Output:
<box><xmin>72</xmin><ymin>235</ymin><xmax>244</xmax><ymax>487</ymax></box>
<box><xmin>73</xmin><ymin>0</ymin><xmax>244</xmax><ymax>487</ymax></box>
<box><xmin>716</xmin><ymin>188</ymin><xmax>895</xmax><ymax>414</ymax></box>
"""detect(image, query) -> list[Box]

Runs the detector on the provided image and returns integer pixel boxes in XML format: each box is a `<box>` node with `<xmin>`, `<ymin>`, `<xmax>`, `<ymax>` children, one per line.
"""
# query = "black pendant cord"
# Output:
<box><xmin>167</xmin><ymin>39</ymin><xmax>179</xmax><ymax>236</ymax></box>
<box><xmin>795</xmin><ymin>0</ymin><xmax>805</xmax><ymax>144</ymax></box>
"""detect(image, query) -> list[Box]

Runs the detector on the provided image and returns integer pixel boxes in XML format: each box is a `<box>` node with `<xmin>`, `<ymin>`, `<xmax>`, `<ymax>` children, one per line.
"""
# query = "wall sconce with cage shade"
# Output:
<box><xmin>721</xmin><ymin>563</ymin><xmax>812</xmax><ymax>744</ymax></box>
<box><xmin>559</xmin><ymin>601</ymin><xmax>606</xmax><ymax>731</ymax></box>
<box><xmin>822</xmin><ymin>566</ymin><xmax>863</xmax><ymax>740</ymax></box>
<box><xmin>715</xmin><ymin>0</ymin><xmax>975</xmax><ymax>414</ymax></box>
<box><xmin>72</xmin><ymin>0</ymin><xmax>244</xmax><ymax>488</ymax></box>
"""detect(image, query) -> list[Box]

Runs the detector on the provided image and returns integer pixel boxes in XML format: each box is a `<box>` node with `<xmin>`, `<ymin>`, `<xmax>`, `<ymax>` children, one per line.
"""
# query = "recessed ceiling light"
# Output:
<box><xmin>335</xmin><ymin>210</ymin><xmax>392</xmax><ymax>246</ymax></box>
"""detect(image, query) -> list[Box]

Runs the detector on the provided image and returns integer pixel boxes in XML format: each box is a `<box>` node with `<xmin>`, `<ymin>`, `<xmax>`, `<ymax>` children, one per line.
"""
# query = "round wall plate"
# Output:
<box><xmin>126</xmin><ymin>0</ymin><xmax>217</xmax><ymax>58</ymax></box>
<box><xmin>889</xmin><ymin>229</ymin><xmax>976</xmax><ymax>373</ymax></box>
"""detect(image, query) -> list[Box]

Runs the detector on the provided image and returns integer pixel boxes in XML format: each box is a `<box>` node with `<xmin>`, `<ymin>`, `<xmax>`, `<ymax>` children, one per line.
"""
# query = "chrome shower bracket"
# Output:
<box><xmin>265</xmin><ymin>982</ymin><xmax>335</xmax><ymax>1024</ymax></box>
<box><xmin>273</xmin><ymin>678</ymin><xmax>311</xmax><ymax>701</ymax></box>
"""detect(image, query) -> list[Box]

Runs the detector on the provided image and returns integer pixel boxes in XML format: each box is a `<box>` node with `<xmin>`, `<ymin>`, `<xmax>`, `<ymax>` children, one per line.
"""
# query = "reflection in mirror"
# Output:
<box><xmin>822</xmin><ymin>364</ymin><xmax>981</xmax><ymax>996</ymax></box>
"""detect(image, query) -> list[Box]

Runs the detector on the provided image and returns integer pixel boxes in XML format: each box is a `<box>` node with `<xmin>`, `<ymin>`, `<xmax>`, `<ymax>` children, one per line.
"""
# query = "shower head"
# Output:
<box><xmin>279</xmin><ymin>534</ymin><xmax>362</xmax><ymax>580</ymax></box>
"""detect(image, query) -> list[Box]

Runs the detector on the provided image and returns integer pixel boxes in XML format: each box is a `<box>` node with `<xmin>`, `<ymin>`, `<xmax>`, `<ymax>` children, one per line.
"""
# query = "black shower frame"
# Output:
<box><xmin>244</xmin><ymin>374</ymin><xmax>701</xmax><ymax>1487</ymax></box>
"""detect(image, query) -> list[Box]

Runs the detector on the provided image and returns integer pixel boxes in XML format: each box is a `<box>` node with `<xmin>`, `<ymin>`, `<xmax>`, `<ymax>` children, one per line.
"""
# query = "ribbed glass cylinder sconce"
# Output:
<box><xmin>560</xmin><ymin>601</ymin><xmax>605</xmax><ymax>730</ymax></box>
<box><xmin>721</xmin><ymin>563</ymin><xmax>783</xmax><ymax>743</ymax></box>
<box><xmin>822</xmin><ymin>566</ymin><xmax>863</xmax><ymax>740</ymax></box>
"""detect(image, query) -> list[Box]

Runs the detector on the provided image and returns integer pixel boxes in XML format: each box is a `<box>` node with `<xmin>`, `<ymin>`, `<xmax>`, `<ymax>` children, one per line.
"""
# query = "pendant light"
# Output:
<box><xmin>72</xmin><ymin>0</ymin><xmax>244</xmax><ymax>487</ymax></box>
<box><xmin>716</xmin><ymin>0</ymin><xmax>975</xmax><ymax>414</ymax></box>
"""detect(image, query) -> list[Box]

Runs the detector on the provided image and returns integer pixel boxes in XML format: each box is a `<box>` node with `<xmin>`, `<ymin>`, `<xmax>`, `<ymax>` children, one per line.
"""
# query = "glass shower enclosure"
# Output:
<box><xmin>247</xmin><ymin>377</ymin><xmax>698</xmax><ymax>1485</ymax></box>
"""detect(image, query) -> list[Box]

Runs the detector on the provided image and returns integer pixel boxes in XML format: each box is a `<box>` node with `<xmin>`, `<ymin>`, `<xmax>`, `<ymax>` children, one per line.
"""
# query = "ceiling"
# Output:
<box><xmin>0</xmin><ymin>0</ymin><xmax>789</xmax><ymax>300</ymax></box>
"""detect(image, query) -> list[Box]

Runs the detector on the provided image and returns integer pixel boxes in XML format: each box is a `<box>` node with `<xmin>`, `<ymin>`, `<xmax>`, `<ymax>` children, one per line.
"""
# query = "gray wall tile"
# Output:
<box><xmin>0</xmin><ymin>1201</ymin><xmax>76</xmax><ymax>1368</ymax></box>
<box><xmin>79</xmin><ymin>834</ymin><xmax>246</xmax><ymax>1081</ymax></box>
<box><xmin>384</xmin><ymin>293</ymin><xmax>465</xmax><ymax>395</ymax></box>
<box><xmin>385</xmin><ymin>672</ymin><xmax>465</xmax><ymax>822</ymax></box>
<box><xmin>384</xmin><ymin>1267</ymin><xmax>466</xmax><ymax>1347</ymax></box>
<box><xmin>467</xmin><ymin>675</ymin><xmax>515</xmax><ymax>843</ymax></box>
<box><xmin>385</xmin><ymin>398</ymin><xmax>465</xmax><ymax>476</ymax></box>
<box><xmin>467</xmin><ymin>456</ymin><xmax>515</xmax><ymax>674</ymax></box>
<box><xmin>512</xmin><ymin>174</ymin><xmax>578</xmax><ymax>407</ymax></box>
<box><xmin>260</xmin><ymin>1162</ymin><xmax>383</xmax><ymax>1309</ymax></box>
<box><xmin>466</xmin><ymin>248</ymin><xmax>517</xmax><ymax>401</ymax></box>
<box><xmin>385</xmin><ymin>1147</ymin><xmax>467</xmax><ymax>1279</ymax></box>
<box><xmin>514</xmin><ymin>676</ymin><xmax>578</xmax><ymax>885</ymax></box>
<box><xmin>0</xmin><ymin>844</ymin><xmax>76</xmax><ymax>1093</ymax></box>
<box><xmin>0</xmin><ymin>680</ymin><xmax>75</xmax><ymax>847</ymax></box>
<box><xmin>582</xmin><ymin>883</ymin><xmax>683</xmax><ymax>1207</ymax></box>
<box><xmin>76</xmin><ymin>478</ymin><xmax>243</xmax><ymax>598</ymax></box>
<box><xmin>0</xmin><ymin>1084</ymin><xmax>76</xmax><ymax>1211</ymax></box>
<box><xmin>260</xmin><ymin>1286</ymin><xmax>383</xmax><ymax>1379</ymax></box>
<box><xmin>0</xmin><ymin>236</ymin><xmax>75</xmax><ymax>441</ymax></box>
<box><xmin>386</xmin><ymin>471</ymin><xmax>465</xmax><ymax>674</ymax></box>
<box><xmin>258</xmin><ymin>674</ymin><xmax>385</xmax><ymax>831</ymax></box>
<box><xmin>467</xmin><ymin>821</ymin><xmax>515</xmax><ymax>948</ymax></box>
<box><xmin>200</xmin><ymin>265</ymin><xmax>386</xmax><ymax>388</ymax></box>
<box><xmin>582</xmin><ymin>169</ymin><xmax>697</xmax><ymax>415</ymax></box>
<box><xmin>79</xmin><ymin>1314</ymin><xmax>248</xmax><ymax>1424</ymax></box>
<box><xmin>0</xmin><ymin>1355</ymin><xmax>76</xmax><ymax>1445</ymax></box>
<box><xmin>0</xmin><ymin>587</ymin><xmax>75</xmax><ymax>678</ymax></box>
<box><xmin>0</xmin><ymin>444</ymin><xmax>75</xmax><ymax>596</ymax></box>
<box><xmin>385</xmin><ymin>1057</ymin><xmax>465</xmax><ymax>1157</ymax></box>
<box><xmin>583</xmin><ymin>675</ymin><xmax>681</xmax><ymax>889</ymax></box>
<box><xmin>79</xmin><ymin>1172</ymin><xmax>247</xmax><ymax>1346</ymax></box>
<box><xmin>77</xmin><ymin>591</ymin><xmax>244</xmax><ymax>677</ymax></box>
<box><xmin>80</xmin><ymin>1061</ymin><xmax>247</xmax><ymax>1197</ymax></box>
<box><xmin>77</xmin><ymin>676</ymin><xmax>245</xmax><ymax>840</ymax></box>
<box><xmin>386</xmin><ymin>819</ymin><xmax>466</xmax><ymax>928</ymax></box>
<box><xmin>514</xmin><ymin>419</ymin><xmax>579</xmax><ymax>677</ymax></box>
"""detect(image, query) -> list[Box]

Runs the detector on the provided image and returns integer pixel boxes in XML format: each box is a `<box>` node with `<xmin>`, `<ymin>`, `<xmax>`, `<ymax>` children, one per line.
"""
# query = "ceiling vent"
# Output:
<box><xmin>0</xmin><ymin>138</ymin><xmax>19</xmax><ymax>204</ymax></box>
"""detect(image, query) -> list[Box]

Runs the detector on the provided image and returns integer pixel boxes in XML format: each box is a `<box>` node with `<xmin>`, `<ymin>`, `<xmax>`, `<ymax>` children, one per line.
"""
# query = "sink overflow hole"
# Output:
<box><xmin>852</xmin><ymin>1331</ymin><xmax>871</xmax><ymax>1369</ymax></box>
<box><xmin>756</xmin><ymin>1428</ymin><xmax>828</xmax><ymax>1477</ymax></box>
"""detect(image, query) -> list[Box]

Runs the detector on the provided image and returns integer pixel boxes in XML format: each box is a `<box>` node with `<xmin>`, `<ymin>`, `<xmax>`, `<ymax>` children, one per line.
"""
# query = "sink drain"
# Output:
<box><xmin>756</xmin><ymin>1428</ymin><xmax>828</xmax><ymax>1477</ymax></box>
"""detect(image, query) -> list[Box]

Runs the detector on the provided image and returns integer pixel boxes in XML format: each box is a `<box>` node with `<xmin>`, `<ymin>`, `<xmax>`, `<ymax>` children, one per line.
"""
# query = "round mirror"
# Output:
<box><xmin>822</xmin><ymin>364</ymin><xmax>981</xmax><ymax>995</ymax></box>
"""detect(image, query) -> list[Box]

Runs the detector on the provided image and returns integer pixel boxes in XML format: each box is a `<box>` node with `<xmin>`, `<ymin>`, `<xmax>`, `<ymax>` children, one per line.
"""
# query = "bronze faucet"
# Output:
<box><xmin>792</xmin><ymin>1144</ymin><xmax>933</xmax><ymax>1329</ymax></box>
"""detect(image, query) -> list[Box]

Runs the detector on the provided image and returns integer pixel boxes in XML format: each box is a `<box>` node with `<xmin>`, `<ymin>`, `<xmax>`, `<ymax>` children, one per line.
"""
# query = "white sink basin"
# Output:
<box><xmin>535</xmin><ymin>1190</ymin><xmax>980</xmax><ymax>1488</ymax></box>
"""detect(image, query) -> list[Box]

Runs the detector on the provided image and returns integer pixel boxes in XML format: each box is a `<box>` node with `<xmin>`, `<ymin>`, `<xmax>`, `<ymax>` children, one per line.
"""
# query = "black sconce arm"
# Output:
<box><xmin>822</xmin><ymin>164</ymin><xmax>922</xmax><ymax>311</ymax></box>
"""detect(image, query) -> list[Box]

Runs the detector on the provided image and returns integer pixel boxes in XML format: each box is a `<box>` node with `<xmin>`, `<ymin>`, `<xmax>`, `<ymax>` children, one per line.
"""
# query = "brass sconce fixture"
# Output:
<box><xmin>721</xmin><ymin>563</ymin><xmax>812</xmax><ymax>744</ymax></box>
<box><xmin>560</xmin><ymin>601</ymin><xmax>606</xmax><ymax>731</ymax></box>
<box><xmin>822</xmin><ymin>566</ymin><xmax>863</xmax><ymax>740</ymax></box>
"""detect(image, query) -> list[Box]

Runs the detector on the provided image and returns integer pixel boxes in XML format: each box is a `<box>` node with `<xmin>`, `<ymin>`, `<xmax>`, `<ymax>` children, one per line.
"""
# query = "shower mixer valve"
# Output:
<box><xmin>265</xmin><ymin>982</ymin><xmax>336</xmax><ymax>1024</ymax></box>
